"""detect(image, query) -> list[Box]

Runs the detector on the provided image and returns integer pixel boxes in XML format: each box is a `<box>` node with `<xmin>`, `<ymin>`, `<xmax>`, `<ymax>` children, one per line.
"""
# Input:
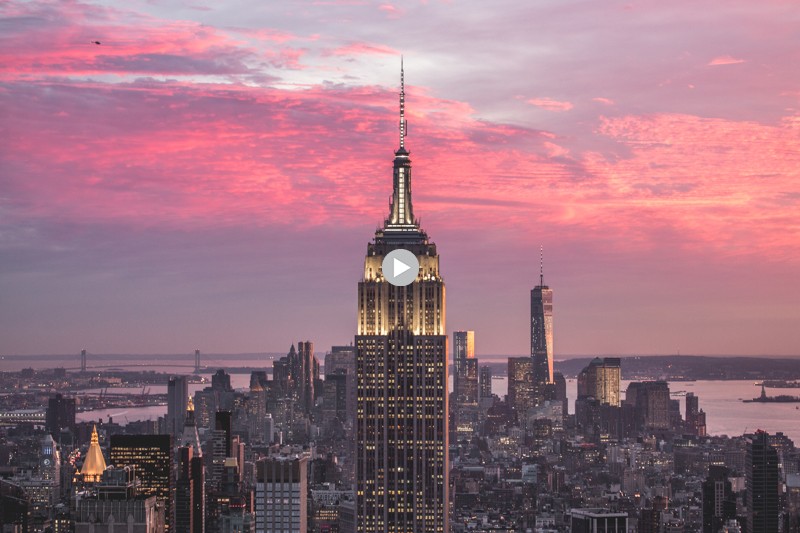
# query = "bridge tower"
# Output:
<box><xmin>80</xmin><ymin>349</ymin><xmax>87</xmax><ymax>372</ymax></box>
<box><xmin>194</xmin><ymin>349</ymin><xmax>201</xmax><ymax>373</ymax></box>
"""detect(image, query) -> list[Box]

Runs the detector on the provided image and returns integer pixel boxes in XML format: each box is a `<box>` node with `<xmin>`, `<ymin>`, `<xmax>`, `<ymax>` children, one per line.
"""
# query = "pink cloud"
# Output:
<box><xmin>592</xmin><ymin>97</ymin><xmax>615</xmax><ymax>105</ymax></box>
<box><xmin>527</xmin><ymin>97</ymin><xmax>574</xmax><ymax>112</ymax></box>
<box><xmin>708</xmin><ymin>55</ymin><xmax>746</xmax><ymax>66</ymax></box>
<box><xmin>325</xmin><ymin>42</ymin><xmax>398</xmax><ymax>57</ymax></box>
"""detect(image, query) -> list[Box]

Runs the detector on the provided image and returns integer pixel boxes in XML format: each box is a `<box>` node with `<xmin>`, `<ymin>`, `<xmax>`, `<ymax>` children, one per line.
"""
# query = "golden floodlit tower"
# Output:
<box><xmin>356</xmin><ymin>61</ymin><xmax>448</xmax><ymax>533</ymax></box>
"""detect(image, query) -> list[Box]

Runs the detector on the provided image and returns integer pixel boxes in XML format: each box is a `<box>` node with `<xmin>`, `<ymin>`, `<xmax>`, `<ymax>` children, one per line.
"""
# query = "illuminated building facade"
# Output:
<box><xmin>577</xmin><ymin>357</ymin><xmax>621</xmax><ymax>406</ymax></box>
<box><xmin>355</xmin><ymin>63</ymin><xmax>448</xmax><ymax>532</ymax></box>
<box><xmin>508</xmin><ymin>357</ymin><xmax>536</xmax><ymax>417</ymax></box>
<box><xmin>109</xmin><ymin>434</ymin><xmax>174</xmax><ymax>531</ymax></box>
<box><xmin>453</xmin><ymin>331</ymin><xmax>475</xmax><ymax>402</ymax></box>
<box><xmin>79</xmin><ymin>425</ymin><xmax>107</xmax><ymax>483</ymax></box>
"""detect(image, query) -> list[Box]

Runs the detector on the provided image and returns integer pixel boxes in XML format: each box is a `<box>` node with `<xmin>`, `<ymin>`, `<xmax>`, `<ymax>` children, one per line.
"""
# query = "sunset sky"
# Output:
<box><xmin>2</xmin><ymin>0</ymin><xmax>799</xmax><ymax>358</ymax></box>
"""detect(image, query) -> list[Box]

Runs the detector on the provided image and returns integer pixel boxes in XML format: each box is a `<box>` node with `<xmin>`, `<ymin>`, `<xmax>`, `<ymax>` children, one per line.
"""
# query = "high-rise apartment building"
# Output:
<box><xmin>355</xmin><ymin>64</ymin><xmax>448</xmax><ymax>532</ymax></box>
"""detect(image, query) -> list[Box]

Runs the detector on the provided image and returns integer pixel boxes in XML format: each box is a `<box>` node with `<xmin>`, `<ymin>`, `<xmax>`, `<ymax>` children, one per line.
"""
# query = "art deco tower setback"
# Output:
<box><xmin>356</xmin><ymin>63</ymin><xmax>449</xmax><ymax>533</ymax></box>
<box><xmin>531</xmin><ymin>251</ymin><xmax>554</xmax><ymax>385</ymax></box>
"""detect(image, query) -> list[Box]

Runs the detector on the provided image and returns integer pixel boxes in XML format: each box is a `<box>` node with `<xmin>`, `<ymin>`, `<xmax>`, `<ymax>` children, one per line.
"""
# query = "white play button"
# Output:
<box><xmin>393</xmin><ymin>257</ymin><xmax>411</xmax><ymax>277</ymax></box>
<box><xmin>381</xmin><ymin>249</ymin><xmax>420</xmax><ymax>287</ymax></box>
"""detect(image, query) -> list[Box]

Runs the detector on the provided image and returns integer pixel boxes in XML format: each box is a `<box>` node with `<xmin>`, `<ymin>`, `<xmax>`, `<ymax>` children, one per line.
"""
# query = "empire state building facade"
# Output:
<box><xmin>356</xmin><ymin>65</ymin><xmax>449</xmax><ymax>533</ymax></box>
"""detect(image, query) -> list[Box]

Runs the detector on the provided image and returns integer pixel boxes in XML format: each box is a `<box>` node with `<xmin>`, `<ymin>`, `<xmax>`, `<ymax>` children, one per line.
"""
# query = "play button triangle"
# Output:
<box><xmin>393</xmin><ymin>257</ymin><xmax>411</xmax><ymax>277</ymax></box>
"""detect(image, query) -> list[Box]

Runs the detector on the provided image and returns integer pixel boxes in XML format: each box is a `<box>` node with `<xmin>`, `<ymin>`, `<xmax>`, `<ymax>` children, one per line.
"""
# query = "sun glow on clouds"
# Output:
<box><xmin>1</xmin><ymin>0</ymin><xmax>800</xmax><ymax>354</ymax></box>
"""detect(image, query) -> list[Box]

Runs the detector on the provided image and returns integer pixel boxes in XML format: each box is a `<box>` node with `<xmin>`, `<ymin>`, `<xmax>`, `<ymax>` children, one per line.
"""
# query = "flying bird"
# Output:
<box><xmin>91</xmin><ymin>40</ymin><xmax>101</xmax><ymax>45</ymax></box>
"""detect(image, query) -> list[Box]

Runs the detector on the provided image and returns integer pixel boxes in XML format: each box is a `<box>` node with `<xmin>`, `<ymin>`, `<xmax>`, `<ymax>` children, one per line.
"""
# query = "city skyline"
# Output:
<box><xmin>2</xmin><ymin>0</ymin><xmax>800</xmax><ymax>357</ymax></box>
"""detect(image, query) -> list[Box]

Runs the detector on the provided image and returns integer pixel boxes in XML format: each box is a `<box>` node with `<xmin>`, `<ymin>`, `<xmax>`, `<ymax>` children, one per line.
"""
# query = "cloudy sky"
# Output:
<box><xmin>2</xmin><ymin>0</ymin><xmax>799</xmax><ymax>358</ymax></box>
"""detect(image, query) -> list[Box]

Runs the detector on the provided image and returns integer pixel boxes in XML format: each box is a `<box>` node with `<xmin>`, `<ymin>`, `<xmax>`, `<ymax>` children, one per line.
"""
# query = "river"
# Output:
<box><xmin>73</xmin><ymin>373</ymin><xmax>800</xmax><ymax>442</ymax></box>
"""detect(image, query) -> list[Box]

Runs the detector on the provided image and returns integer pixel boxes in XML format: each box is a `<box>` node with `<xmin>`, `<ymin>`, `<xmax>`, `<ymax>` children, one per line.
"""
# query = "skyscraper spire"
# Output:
<box><xmin>540</xmin><ymin>245</ymin><xmax>544</xmax><ymax>287</ymax></box>
<box><xmin>386</xmin><ymin>57</ymin><xmax>415</xmax><ymax>229</ymax></box>
<box><xmin>399</xmin><ymin>56</ymin><xmax>407</xmax><ymax>150</ymax></box>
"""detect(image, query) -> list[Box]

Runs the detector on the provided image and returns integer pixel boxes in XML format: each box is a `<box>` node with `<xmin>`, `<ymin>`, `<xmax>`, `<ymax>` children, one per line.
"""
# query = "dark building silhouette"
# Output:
<box><xmin>479</xmin><ymin>365</ymin><xmax>493</xmax><ymax>400</ymax></box>
<box><xmin>553</xmin><ymin>371</ymin><xmax>568</xmax><ymax>415</ymax></box>
<box><xmin>0</xmin><ymin>479</ymin><xmax>28</xmax><ymax>531</ymax></box>
<box><xmin>176</xmin><ymin>399</ymin><xmax>204</xmax><ymax>533</ymax></box>
<box><xmin>209</xmin><ymin>411</ymin><xmax>232</xmax><ymax>490</ymax></box>
<box><xmin>686</xmin><ymin>392</ymin><xmax>707</xmax><ymax>436</ymax></box>
<box><xmin>355</xmin><ymin>64</ymin><xmax>448</xmax><ymax>532</ymax></box>
<box><xmin>46</xmin><ymin>393</ymin><xmax>75</xmax><ymax>440</ymax></box>
<box><xmin>297</xmin><ymin>341</ymin><xmax>319</xmax><ymax>414</ymax></box>
<box><xmin>702</xmin><ymin>465</ymin><xmax>736</xmax><ymax>533</ymax></box>
<box><xmin>109</xmin><ymin>434</ymin><xmax>174</xmax><ymax>531</ymax></box>
<box><xmin>747</xmin><ymin>430</ymin><xmax>780</xmax><ymax>533</ymax></box>
<box><xmin>625</xmin><ymin>381</ymin><xmax>670</xmax><ymax>431</ymax></box>
<box><xmin>211</xmin><ymin>369</ymin><xmax>232</xmax><ymax>392</ymax></box>
<box><xmin>167</xmin><ymin>376</ymin><xmax>188</xmax><ymax>440</ymax></box>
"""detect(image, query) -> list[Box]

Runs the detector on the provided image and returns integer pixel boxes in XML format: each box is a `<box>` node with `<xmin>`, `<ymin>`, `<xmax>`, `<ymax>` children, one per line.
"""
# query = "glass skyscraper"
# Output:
<box><xmin>355</xmin><ymin>64</ymin><xmax>448</xmax><ymax>533</ymax></box>
<box><xmin>531</xmin><ymin>264</ymin><xmax>554</xmax><ymax>386</ymax></box>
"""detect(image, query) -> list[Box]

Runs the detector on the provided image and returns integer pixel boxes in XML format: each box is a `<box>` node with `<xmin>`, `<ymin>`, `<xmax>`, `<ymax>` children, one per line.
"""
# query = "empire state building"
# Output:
<box><xmin>356</xmin><ymin>64</ymin><xmax>449</xmax><ymax>533</ymax></box>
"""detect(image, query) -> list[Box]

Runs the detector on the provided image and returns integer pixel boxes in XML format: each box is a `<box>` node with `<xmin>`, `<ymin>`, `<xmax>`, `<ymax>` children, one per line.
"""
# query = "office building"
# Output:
<box><xmin>686</xmin><ymin>392</ymin><xmax>707</xmax><ymax>437</ymax></box>
<box><xmin>508</xmin><ymin>357</ymin><xmax>536</xmax><ymax>417</ymax></box>
<box><xmin>453</xmin><ymin>331</ymin><xmax>475</xmax><ymax>402</ymax></box>
<box><xmin>570</xmin><ymin>508</ymin><xmax>628</xmax><ymax>533</ymax></box>
<box><xmin>577</xmin><ymin>357</ymin><xmax>621</xmax><ymax>406</ymax></box>
<box><xmin>531</xmin><ymin>258</ymin><xmax>554</xmax><ymax>386</ymax></box>
<box><xmin>297</xmin><ymin>341</ymin><xmax>319</xmax><ymax>414</ymax></box>
<box><xmin>326</xmin><ymin>346</ymin><xmax>357</xmax><ymax>431</ymax></box>
<box><xmin>175</xmin><ymin>398</ymin><xmax>204</xmax><ymax>533</ymax></box>
<box><xmin>355</xmin><ymin>64</ymin><xmax>448</xmax><ymax>532</ymax></box>
<box><xmin>479</xmin><ymin>365</ymin><xmax>493</xmax><ymax>399</ymax></box>
<box><xmin>74</xmin><ymin>467</ymin><xmax>164</xmax><ymax>533</ymax></box>
<box><xmin>46</xmin><ymin>393</ymin><xmax>75</xmax><ymax>440</ymax></box>
<box><xmin>255</xmin><ymin>455</ymin><xmax>308</xmax><ymax>533</ymax></box>
<box><xmin>625</xmin><ymin>381</ymin><xmax>671</xmax><ymax>431</ymax></box>
<box><xmin>702</xmin><ymin>465</ymin><xmax>736</xmax><ymax>533</ymax></box>
<box><xmin>167</xmin><ymin>376</ymin><xmax>189</xmax><ymax>440</ymax></box>
<box><xmin>746</xmin><ymin>430</ymin><xmax>780</xmax><ymax>533</ymax></box>
<box><xmin>110</xmin><ymin>434</ymin><xmax>174</xmax><ymax>531</ymax></box>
